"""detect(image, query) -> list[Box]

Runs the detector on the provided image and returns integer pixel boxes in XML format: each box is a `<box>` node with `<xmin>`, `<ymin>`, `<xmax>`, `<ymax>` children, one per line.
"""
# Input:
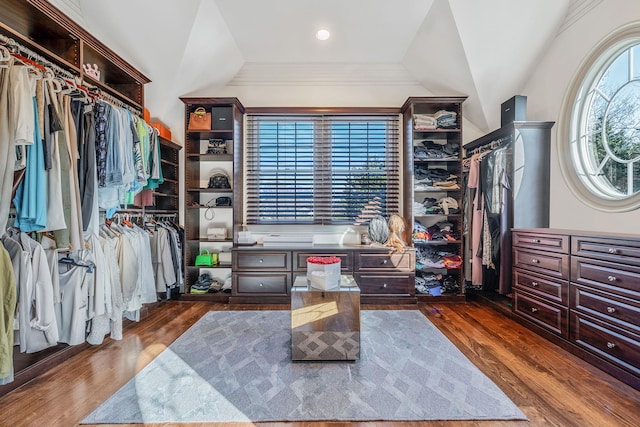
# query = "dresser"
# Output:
<box><xmin>231</xmin><ymin>245</ymin><xmax>416</xmax><ymax>304</ymax></box>
<box><xmin>512</xmin><ymin>229</ymin><xmax>640</xmax><ymax>390</ymax></box>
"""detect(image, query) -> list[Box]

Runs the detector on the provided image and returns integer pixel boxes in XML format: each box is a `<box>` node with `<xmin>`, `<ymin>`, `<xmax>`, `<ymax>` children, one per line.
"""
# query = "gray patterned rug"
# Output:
<box><xmin>82</xmin><ymin>310</ymin><xmax>526</xmax><ymax>423</ymax></box>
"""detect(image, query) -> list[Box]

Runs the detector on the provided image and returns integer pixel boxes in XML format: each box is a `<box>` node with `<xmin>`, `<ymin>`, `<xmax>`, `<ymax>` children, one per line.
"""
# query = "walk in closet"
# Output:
<box><xmin>0</xmin><ymin>0</ymin><xmax>182</xmax><ymax>396</ymax></box>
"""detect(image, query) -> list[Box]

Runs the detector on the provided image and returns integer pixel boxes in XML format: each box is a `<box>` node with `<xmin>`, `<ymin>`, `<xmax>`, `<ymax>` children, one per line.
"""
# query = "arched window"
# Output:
<box><xmin>560</xmin><ymin>23</ymin><xmax>640</xmax><ymax>211</ymax></box>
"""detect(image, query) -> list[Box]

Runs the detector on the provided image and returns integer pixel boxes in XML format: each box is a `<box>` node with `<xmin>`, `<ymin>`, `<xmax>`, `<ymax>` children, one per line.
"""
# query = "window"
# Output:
<box><xmin>245</xmin><ymin>112</ymin><xmax>400</xmax><ymax>224</ymax></box>
<box><xmin>561</xmin><ymin>23</ymin><xmax>640</xmax><ymax>211</ymax></box>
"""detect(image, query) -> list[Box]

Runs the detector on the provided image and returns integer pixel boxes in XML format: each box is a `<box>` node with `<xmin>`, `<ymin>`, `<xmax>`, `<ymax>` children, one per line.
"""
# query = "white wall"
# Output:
<box><xmin>521</xmin><ymin>0</ymin><xmax>640</xmax><ymax>234</ymax></box>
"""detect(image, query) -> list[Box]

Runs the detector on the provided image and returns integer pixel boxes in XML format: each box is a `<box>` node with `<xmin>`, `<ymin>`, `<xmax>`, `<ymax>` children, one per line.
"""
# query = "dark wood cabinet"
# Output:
<box><xmin>464</xmin><ymin>121</ymin><xmax>554</xmax><ymax>295</ymax></box>
<box><xmin>180</xmin><ymin>98</ymin><xmax>245</xmax><ymax>298</ymax></box>
<box><xmin>513</xmin><ymin>228</ymin><xmax>640</xmax><ymax>390</ymax></box>
<box><xmin>231</xmin><ymin>246</ymin><xmax>415</xmax><ymax>304</ymax></box>
<box><xmin>513</xmin><ymin>230</ymin><xmax>570</xmax><ymax>339</ymax></box>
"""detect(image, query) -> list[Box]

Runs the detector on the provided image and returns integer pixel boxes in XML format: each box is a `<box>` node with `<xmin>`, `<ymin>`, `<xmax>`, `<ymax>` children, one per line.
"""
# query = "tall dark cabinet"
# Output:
<box><xmin>401</xmin><ymin>97</ymin><xmax>467</xmax><ymax>300</ymax></box>
<box><xmin>179</xmin><ymin>97</ymin><xmax>244</xmax><ymax>299</ymax></box>
<box><xmin>463</xmin><ymin>121</ymin><xmax>555</xmax><ymax>293</ymax></box>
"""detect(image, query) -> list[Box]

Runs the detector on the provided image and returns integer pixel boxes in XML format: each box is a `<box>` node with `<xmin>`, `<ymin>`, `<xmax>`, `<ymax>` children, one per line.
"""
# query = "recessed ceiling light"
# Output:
<box><xmin>316</xmin><ymin>29</ymin><xmax>330</xmax><ymax>41</ymax></box>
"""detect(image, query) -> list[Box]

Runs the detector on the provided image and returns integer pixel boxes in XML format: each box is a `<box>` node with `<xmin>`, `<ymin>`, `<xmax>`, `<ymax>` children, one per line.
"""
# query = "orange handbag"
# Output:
<box><xmin>188</xmin><ymin>107</ymin><xmax>211</xmax><ymax>131</ymax></box>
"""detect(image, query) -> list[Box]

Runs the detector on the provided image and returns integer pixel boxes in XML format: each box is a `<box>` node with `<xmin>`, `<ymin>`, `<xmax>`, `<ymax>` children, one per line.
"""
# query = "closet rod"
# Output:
<box><xmin>0</xmin><ymin>34</ymin><xmax>77</xmax><ymax>81</ymax></box>
<box><xmin>463</xmin><ymin>134</ymin><xmax>511</xmax><ymax>158</ymax></box>
<box><xmin>86</xmin><ymin>83</ymin><xmax>142</xmax><ymax>116</ymax></box>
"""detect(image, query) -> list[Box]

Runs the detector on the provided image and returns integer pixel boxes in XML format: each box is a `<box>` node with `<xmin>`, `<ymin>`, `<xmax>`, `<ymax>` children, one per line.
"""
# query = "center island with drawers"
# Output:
<box><xmin>231</xmin><ymin>244</ymin><xmax>416</xmax><ymax>305</ymax></box>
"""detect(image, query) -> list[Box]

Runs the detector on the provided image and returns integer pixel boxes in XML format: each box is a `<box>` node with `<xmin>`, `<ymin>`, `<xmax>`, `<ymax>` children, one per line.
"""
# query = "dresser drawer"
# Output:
<box><xmin>355</xmin><ymin>274</ymin><xmax>413</xmax><ymax>295</ymax></box>
<box><xmin>292</xmin><ymin>251</ymin><xmax>353</xmax><ymax>272</ymax></box>
<box><xmin>514</xmin><ymin>290</ymin><xmax>568</xmax><ymax>337</ymax></box>
<box><xmin>571</xmin><ymin>312</ymin><xmax>640</xmax><ymax>377</ymax></box>
<box><xmin>233</xmin><ymin>251</ymin><xmax>291</xmax><ymax>271</ymax></box>
<box><xmin>571</xmin><ymin>283</ymin><xmax>640</xmax><ymax>332</ymax></box>
<box><xmin>572</xmin><ymin>235</ymin><xmax>640</xmax><ymax>267</ymax></box>
<box><xmin>571</xmin><ymin>257</ymin><xmax>640</xmax><ymax>298</ymax></box>
<box><xmin>513</xmin><ymin>248</ymin><xmax>569</xmax><ymax>279</ymax></box>
<box><xmin>513</xmin><ymin>268</ymin><xmax>568</xmax><ymax>305</ymax></box>
<box><xmin>233</xmin><ymin>272</ymin><xmax>290</xmax><ymax>294</ymax></box>
<box><xmin>356</xmin><ymin>251</ymin><xmax>415</xmax><ymax>271</ymax></box>
<box><xmin>512</xmin><ymin>231</ymin><xmax>569</xmax><ymax>253</ymax></box>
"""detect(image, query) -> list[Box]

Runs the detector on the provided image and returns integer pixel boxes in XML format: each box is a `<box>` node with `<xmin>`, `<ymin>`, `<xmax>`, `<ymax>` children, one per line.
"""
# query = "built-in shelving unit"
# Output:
<box><xmin>401</xmin><ymin>97</ymin><xmax>467</xmax><ymax>301</ymax></box>
<box><xmin>180</xmin><ymin>97</ymin><xmax>244</xmax><ymax>300</ymax></box>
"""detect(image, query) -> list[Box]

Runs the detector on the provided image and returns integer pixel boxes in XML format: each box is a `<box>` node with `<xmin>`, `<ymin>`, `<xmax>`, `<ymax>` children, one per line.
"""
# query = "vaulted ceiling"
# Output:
<box><xmin>49</xmin><ymin>0</ymin><xmax>596</xmax><ymax>134</ymax></box>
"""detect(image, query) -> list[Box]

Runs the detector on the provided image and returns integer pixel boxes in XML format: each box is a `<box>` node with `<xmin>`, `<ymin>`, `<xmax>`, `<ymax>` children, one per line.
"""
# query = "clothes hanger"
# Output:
<box><xmin>58</xmin><ymin>254</ymin><xmax>95</xmax><ymax>273</ymax></box>
<box><xmin>0</xmin><ymin>45</ymin><xmax>11</xmax><ymax>68</ymax></box>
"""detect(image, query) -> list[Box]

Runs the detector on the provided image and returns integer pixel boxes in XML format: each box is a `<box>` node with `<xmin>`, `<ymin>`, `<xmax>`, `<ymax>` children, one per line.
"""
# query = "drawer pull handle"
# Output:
<box><xmin>531</xmin><ymin>239</ymin><xmax>540</xmax><ymax>243</ymax></box>
<box><xmin>259</xmin><ymin>259</ymin><xmax>263</xmax><ymax>264</ymax></box>
<box><xmin>607</xmin><ymin>275</ymin><xmax>617</xmax><ymax>282</ymax></box>
<box><xmin>531</xmin><ymin>307</ymin><xmax>539</xmax><ymax>313</ymax></box>
<box><xmin>607</xmin><ymin>307</ymin><xmax>616</xmax><ymax>313</ymax></box>
<box><xmin>607</xmin><ymin>342</ymin><xmax>616</xmax><ymax>349</ymax></box>
<box><xmin>259</xmin><ymin>283</ymin><xmax>264</xmax><ymax>287</ymax></box>
<box><xmin>382</xmin><ymin>259</ymin><xmax>388</xmax><ymax>264</ymax></box>
<box><xmin>531</xmin><ymin>281</ymin><xmax>539</xmax><ymax>287</ymax></box>
<box><xmin>608</xmin><ymin>248</ymin><xmax>618</xmax><ymax>254</ymax></box>
<box><xmin>531</xmin><ymin>258</ymin><xmax>539</xmax><ymax>264</ymax></box>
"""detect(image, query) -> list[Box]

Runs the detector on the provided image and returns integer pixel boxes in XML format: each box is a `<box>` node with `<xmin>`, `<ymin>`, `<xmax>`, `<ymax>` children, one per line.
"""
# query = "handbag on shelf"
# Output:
<box><xmin>194</xmin><ymin>248</ymin><xmax>215</xmax><ymax>266</ymax></box>
<box><xmin>208</xmin><ymin>170</ymin><xmax>231</xmax><ymax>189</ymax></box>
<box><xmin>216</xmin><ymin>196</ymin><xmax>232</xmax><ymax>206</ymax></box>
<box><xmin>188</xmin><ymin>107</ymin><xmax>211</xmax><ymax>131</ymax></box>
<box><xmin>206</xmin><ymin>138</ymin><xmax>227</xmax><ymax>154</ymax></box>
<box><xmin>207</xmin><ymin>227</ymin><xmax>227</xmax><ymax>240</ymax></box>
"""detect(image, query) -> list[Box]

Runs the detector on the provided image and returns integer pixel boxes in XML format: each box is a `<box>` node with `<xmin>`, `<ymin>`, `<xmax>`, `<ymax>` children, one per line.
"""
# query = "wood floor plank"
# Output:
<box><xmin>0</xmin><ymin>300</ymin><xmax>638</xmax><ymax>427</ymax></box>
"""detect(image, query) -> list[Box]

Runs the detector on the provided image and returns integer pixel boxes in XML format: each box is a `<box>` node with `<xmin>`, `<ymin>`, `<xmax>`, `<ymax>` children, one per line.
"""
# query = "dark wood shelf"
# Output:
<box><xmin>413</xmin><ymin>128</ymin><xmax>461</xmax><ymax>133</ymax></box>
<box><xmin>186</xmin><ymin>154</ymin><xmax>234</xmax><ymax>161</ymax></box>
<box><xmin>151</xmin><ymin>192</ymin><xmax>178</xmax><ymax>199</ymax></box>
<box><xmin>414</xmin><ymin>158</ymin><xmax>460</xmax><ymax>163</ymax></box>
<box><xmin>186</xmin><ymin>188</ymin><xmax>233</xmax><ymax>193</ymax></box>
<box><xmin>414</xmin><ymin>239</ymin><xmax>462</xmax><ymax>245</ymax></box>
<box><xmin>186</xmin><ymin>263</ymin><xmax>233</xmax><ymax>269</ymax></box>
<box><xmin>186</xmin><ymin>206</ymin><xmax>233</xmax><ymax>210</ymax></box>
<box><xmin>187</xmin><ymin>238</ymin><xmax>234</xmax><ymax>243</ymax></box>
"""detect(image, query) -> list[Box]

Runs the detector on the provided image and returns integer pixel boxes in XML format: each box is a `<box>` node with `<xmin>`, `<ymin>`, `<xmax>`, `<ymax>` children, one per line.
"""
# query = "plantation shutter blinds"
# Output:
<box><xmin>245</xmin><ymin>114</ymin><xmax>400</xmax><ymax>224</ymax></box>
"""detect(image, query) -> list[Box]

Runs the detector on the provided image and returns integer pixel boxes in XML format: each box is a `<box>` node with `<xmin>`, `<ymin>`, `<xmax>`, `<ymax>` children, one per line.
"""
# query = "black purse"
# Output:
<box><xmin>216</xmin><ymin>196</ymin><xmax>232</xmax><ymax>206</ymax></box>
<box><xmin>208</xmin><ymin>170</ymin><xmax>231</xmax><ymax>189</ymax></box>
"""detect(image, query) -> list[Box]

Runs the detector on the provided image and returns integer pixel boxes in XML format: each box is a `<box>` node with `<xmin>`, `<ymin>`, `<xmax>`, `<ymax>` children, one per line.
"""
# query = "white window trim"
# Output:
<box><xmin>558</xmin><ymin>21</ymin><xmax>640</xmax><ymax>212</ymax></box>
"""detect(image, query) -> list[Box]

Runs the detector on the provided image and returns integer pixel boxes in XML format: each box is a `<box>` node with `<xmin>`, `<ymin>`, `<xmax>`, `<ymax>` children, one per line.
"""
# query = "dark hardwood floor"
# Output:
<box><xmin>0</xmin><ymin>300</ymin><xmax>638</xmax><ymax>427</ymax></box>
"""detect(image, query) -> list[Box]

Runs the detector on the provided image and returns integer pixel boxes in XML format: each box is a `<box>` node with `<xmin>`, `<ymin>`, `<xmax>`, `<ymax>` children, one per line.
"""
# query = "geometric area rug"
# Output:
<box><xmin>82</xmin><ymin>310</ymin><xmax>527</xmax><ymax>423</ymax></box>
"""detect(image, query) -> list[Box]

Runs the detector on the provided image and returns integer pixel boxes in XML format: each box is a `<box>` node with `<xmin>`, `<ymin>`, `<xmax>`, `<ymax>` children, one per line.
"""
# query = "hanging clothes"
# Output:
<box><xmin>13</xmin><ymin>97</ymin><xmax>47</xmax><ymax>231</ymax></box>
<box><xmin>55</xmin><ymin>249</ymin><xmax>95</xmax><ymax>346</ymax></box>
<box><xmin>467</xmin><ymin>154</ymin><xmax>484</xmax><ymax>286</ymax></box>
<box><xmin>0</xmin><ymin>241</ymin><xmax>17</xmax><ymax>385</ymax></box>
<box><xmin>0</xmin><ymin>56</ymin><xmax>15</xmax><ymax>232</ymax></box>
<box><xmin>41</xmin><ymin>79</ymin><xmax>67</xmax><ymax>232</ymax></box>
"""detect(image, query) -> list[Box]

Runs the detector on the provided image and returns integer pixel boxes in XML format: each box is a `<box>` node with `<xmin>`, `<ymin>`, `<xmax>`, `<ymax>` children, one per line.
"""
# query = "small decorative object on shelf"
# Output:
<box><xmin>82</xmin><ymin>63</ymin><xmax>100</xmax><ymax>80</ymax></box>
<box><xmin>360</xmin><ymin>233</ymin><xmax>371</xmax><ymax>245</ymax></box>
<box><xmin>306</xmin><ymin>256</ymin><xmax>341</xmax><ymax>290</ymax></box>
